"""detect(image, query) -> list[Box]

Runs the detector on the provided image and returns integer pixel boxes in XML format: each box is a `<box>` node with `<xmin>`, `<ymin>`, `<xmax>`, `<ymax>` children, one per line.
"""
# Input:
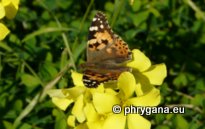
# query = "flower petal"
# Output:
<box><xmin>103</xmin><ymin>113</ymin><xmax>126</xmax><ymax>129</ymax></box>
<box><xmin>132</xmin><ymin>70</ymin><xmax>153</xmax><ymax>94</ymax></box>
<box><xmin>87</xmin><ymin>120</ymin><xmax>104</xmax><ymax>129</ymax></box>
<box><xmin>62</xmin><ymin>87</ymin><xmax>86</xmax><ymax>100</ymax></box>
<box><xmin>1</xmin><ymin>0</ymin><xmax>11</xmax><ymax>5</ymax></box>
<box><xmin>127</xmin><ymin>114</ymin><xmax>151</xmax><ymax>129</ymax></box>
<box><xmin>67</xmin><ymin>115</ymin><xmax>76</xmax><ymax>127</ymax></box>
<box><xmin>93</xmin><ymin>92</ymin><xmax>120</xmax><ymax>114</ymax></box>
<box><xmin>127</xmin><ymin>88</ymin><xmax>161</xmax><ymax>106</ymax></box>
<box><xmin>47</xmin><ymin>89</ymin><xmax>67</xmax><ymax>98</ymax></box>
<box><xmin>71</xmin><ymin>70</ymin><xmax>84</xmax><ymax>86</ymax></box>
<box><xmin>90</xmin><ymin>84</ymin><xmax>105</xmax><ymax>94</ymax></box>
<box><xmin>2</xmin><ymin>0</ymin><xmax>19</xmax><ymax>19</ymax></box>
<box><xmin>0</xmin><ymin>3</ymin><xmax>5</xmax><ymax>19</ymax></box>
<box><xmin>104</xmin><ymin>88</ymin><xmax>118</xmax><ymax>95</ymax></box>
<box><xmin>52</xmin><ymin>97</ymin><xmax>73</xmax><ymax>111</ymax></box>
<box><xmin>135</xmin><ymin>83</ymin><xmax>144</xmax><ymax>96</ymax></box>
<box><xmin>75</xmin><ymin>123</ymin><xmax>88</xmax><ymax>129</ymax></box>
<box><xmin>127</xmin><ymin>49</ymin><xmax>151</xmax><ymax>72</ymax></box>
<box><xmin>47</xmin><ymin>89</ymin><xmax>73</xmax><ymax>110</ymax></box>
<box><xmin>84</xmin><ymin>103</ymin><xmax>99</xmax><ymax>122</ymax></box>
<box><xmin>142</xmin><ymin>63</ymin><xmax>167</xmax><ymax>85</ymax></box>
<box><xmin>12</xmin><ymin>0</ymin><xmax>20</xmax><ymax>8</ymax></box>
<box><xmin>72</xmin><ymin>95</ymin><xmax>86</xmax><ymax>123</ymax></box>
<box><xmin>0</xmin><ymin>23</ymin><xmax>10</xmax><ymax>40</ymax></box>
<box><xmin>118</xmin><ymin>72</ymin><xmax>136</xmax><ymax>99</ymax></box>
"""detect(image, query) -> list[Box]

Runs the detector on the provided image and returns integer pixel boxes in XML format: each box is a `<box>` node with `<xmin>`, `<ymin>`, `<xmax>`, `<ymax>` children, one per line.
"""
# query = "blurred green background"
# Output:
<box><xmin>0</xmin><ymin>0</ymin><xmax>205</xmax><ymax>129</ymax></box>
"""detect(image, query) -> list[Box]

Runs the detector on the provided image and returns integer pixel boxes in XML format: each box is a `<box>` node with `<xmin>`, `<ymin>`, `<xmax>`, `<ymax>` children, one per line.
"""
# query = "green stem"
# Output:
<box><xmin>79</xmin><ymin>0</ymin><xmax>94</xmax><ymax>31</ymax></box>
<box><xmin>39</xmin><ymin>64</ymin><xmax>70</xmax><ymax>101</ymax></box>
<box><xmin>111</xmin><ymin>0</ymin><xmax>125</xmax><ymax>27</ymax></box>
<box><xmin>13</xmin><ymin>94</ymin><xmax>40</xmax><ymax>128</ymax></box>
<box><xmin>54</xmin><ymin>17</ymin><xmax>77</xmax><ymax>70</ymax></box>
<box><xmin>185</xmin><ymin>0</ymin><xmax>205</xmax><ymax>21</ymax></box>
<box><xmin>14</xmin><ymin>1</ymin><xmax>77</xmax><ymax>126</ymax></box>
<box><xmin>37</xmin><ymin>0</ymin><xmax>77</xmax><ymax>70</ymax></box>
<box><xmin>72</xmin><ymin>0</ymin><xmax>94</xmax><ymax>60</ymax></box>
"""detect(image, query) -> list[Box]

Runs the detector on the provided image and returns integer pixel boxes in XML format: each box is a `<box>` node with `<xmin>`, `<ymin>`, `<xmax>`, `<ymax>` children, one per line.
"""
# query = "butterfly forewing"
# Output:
<box><xmin>82</xmin><ymin>11</ymin><xmax>132</xmax><ymax>88</ymax></box>
<box><xmin>87</xmin><ymin>12</ymin><xmax>114</xmax><ymax>63</ymax></box>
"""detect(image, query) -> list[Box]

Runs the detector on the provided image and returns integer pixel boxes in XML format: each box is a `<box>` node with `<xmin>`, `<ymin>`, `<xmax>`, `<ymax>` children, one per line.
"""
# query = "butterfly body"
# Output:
<box><xmin>82</xmin><ymin>11</ymin><xmax>132</xmax><ymax>88</ymax></box>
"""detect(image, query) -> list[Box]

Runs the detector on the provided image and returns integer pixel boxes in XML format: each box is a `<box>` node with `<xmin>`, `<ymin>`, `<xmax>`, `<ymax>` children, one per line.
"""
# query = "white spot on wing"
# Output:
<box><xmin>89</xmin><ymin>26</ymin><xmax>98</xmax><ymax>31</ymax></box>
<box><xmin>84</xmin><ymin>79</ymin><xmax>91</xmax><ymax>82</ymax></box>
<box><xmin>100</xmin><ymin>25</ymin><xmax>104</xmax><ymax>29</ymax></box>
<box><xmin>93</xmin><ymin>18</ymin><xmax>97</xmax><ymax>21</ymax></box>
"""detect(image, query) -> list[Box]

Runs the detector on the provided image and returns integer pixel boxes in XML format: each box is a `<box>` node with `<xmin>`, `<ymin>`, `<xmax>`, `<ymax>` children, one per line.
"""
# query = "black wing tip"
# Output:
<box><xmin>96</xmin><ymin>11</ymin><xmax>105</xmax><ymax>16</ymax></box>
<box><xmin>94</xmin><ymin>11</ymin><xmax>107</xmax><ymax>20</ymax></box>
<box><xmin>88</xmin><ymin>10</ymin><xmax>112</xmax><ymax>39</ymax></box>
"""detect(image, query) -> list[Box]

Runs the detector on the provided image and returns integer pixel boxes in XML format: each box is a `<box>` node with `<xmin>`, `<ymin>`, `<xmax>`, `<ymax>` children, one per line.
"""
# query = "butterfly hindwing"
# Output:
<box><xmin>83</xmin><ymin>70</ymin><xmax>120</xmax><ymax>88</ymax></box>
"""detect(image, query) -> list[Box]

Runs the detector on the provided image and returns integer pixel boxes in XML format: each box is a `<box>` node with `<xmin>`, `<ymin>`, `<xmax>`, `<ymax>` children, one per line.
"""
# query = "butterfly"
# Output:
<box><xmin>81</xmin><ymin>11</ymin><xmax>132</xmax><ymax>88</ymax></box>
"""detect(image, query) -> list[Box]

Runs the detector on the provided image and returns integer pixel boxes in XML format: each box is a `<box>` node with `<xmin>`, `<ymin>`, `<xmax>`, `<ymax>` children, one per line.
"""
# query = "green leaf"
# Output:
<box><xmin>57</xmin><ymin>0</ymin><xmax>72</xmax><ymax>9</ymax></box>
<box><xmin>155</xmin><ymin>125</ymin><xmax>170</xmax><ymax>129</ymax></box>
<box><xmin>21</xmin><ymin>74</ymin><xmax>41</xmax><ymax>87</ymax></box>
<box><xmin>191</xmin><ymin>94</ymin><xmax>204</xmax><ymax>106</ymax></box>
<box><xmin>43</xmin><ymin>0</ymin><xmax>58</xmax><ymax>10</ymax></box>
<box><xmin>39</xmin><ymin>62</ymin><xmax>58</xmax><ymax>81</ymax></box>
<box><xmin>132</xmin><ymin>0</ymin><xmax>141</xmax><ymax>11</ymax></box>
<box><xmin>195</xmin><ymin>78</ymin><xmax>205</xmax><ymax>90</ymax></box>
<box><xmin>19</xmin><ymin>123</ymin><xmax>32</xmax><ymax>129</ymax></box>
<box><xmin>174</xmin><ymin>115</ymin><xmax>189</xmax><ymax>129</ymax></box>
<box><xmin>0</xmin><ymin>42</ymin><xmax>13</xmax><ymax>52</ymax></box>
<box><xmin>105</xmin><ymin>2</ymin><xmax>114</xmax><ymax>12</ymax></box>
<box><xmin>155</xmin><ymin>114</ymin><xmax>166</xmax><ymax>124</ymax></box>
<box><xmin>53</xmin><ymin>109</ymin><xmax>67</xmax><ymax>129</ymax></box>
<box><xmin>125</xmin><ymin>29</ymin><xmax>138</xmax><ymax>39</ymax></box>
<box><xmin>173</xmin><ymin>73</ymin><xmax>187</xmax><ymax>87</ymax></box>
<box><xmin>3</xmin><ymin>121</ymin><xmax>13</xmax><ymax>129</ymax></box>
<box><xmin>149</xmin><ymin>7</ymin><xmax>161</xmax><ymax>17</ymax></box>
<box><xmin>22</xmin><ymin>27</ymin><xmax>77</xmax><ymax>43</ymax></box>
<box><xmin>128</xmin><ymin>11</ymin><xmax>149</xmax><ymax>30</ymax></box>
<box><xmin>14</xmin><ymin>99</ymin><xmax>23</xmax><ymax>112</ymax></box>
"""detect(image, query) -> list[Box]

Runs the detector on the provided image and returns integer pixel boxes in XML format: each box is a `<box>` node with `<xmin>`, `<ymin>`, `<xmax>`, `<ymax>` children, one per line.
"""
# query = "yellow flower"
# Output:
<box><xmin>0</xmin><ymin>23</ymin><xmax>10</xmax><ymax>40</ymax></box>
<box><xmin>48</xmin><ymin>71</ymin><xmax>105</xmax><ymax>127</ymax></box>
<box><xmin>127</xmin><ymin>49</ymin><xmax>167</xmax><ymax>95</ymax></box>
<box><xmin>0</xmin><ymin>3</ymin><xmax>6</xmax><ymax>19</ymax></box>
<box><xmin>48</xmin><ymin>72</ymin><xmax>161</xmax><ymax>129</ymax></box>
<box><xmin>0</xmin><ymin>0</ymin><xmax>19</xmax><ymax>41</ymax></box>
<box><xmin>90</xmin><ymin>72</ymin><xmax>160</xmax><ymax>129</ymax></box>
<box><xmin>48</xmin><ymin>49</ymin><xmax>167</xmax><ymax>129</ymax></box>
<box><xmin>1</xmin><ymin>0</ymin><xmax>20</xmax><ymax>19</ymax></box>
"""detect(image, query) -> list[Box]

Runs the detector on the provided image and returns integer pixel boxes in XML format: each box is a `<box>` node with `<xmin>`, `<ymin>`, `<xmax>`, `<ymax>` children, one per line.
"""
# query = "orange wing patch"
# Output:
<box><xmin>88</xmin><ymin>30</ymin><xmax>113</xmax><ymax>51</ymax></box>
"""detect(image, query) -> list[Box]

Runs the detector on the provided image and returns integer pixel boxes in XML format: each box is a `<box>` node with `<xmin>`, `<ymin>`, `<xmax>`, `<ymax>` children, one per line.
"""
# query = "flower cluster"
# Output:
<box><xmin>48</xmin><ymin>49</ymin><xmax>167</xmax><ymax>129</ymax></box>
<box><xmin>0</xmin><ymin>0</ymin><xmax>19</xmax><ymax>40</ymax></box>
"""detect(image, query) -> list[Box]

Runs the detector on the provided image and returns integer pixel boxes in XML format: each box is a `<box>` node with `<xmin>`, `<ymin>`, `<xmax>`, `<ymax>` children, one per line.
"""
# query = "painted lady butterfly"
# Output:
<box><xmin>81</xmin><ymin>11</ymin><xmax>132</xmax><ymax>88</ymax></box>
